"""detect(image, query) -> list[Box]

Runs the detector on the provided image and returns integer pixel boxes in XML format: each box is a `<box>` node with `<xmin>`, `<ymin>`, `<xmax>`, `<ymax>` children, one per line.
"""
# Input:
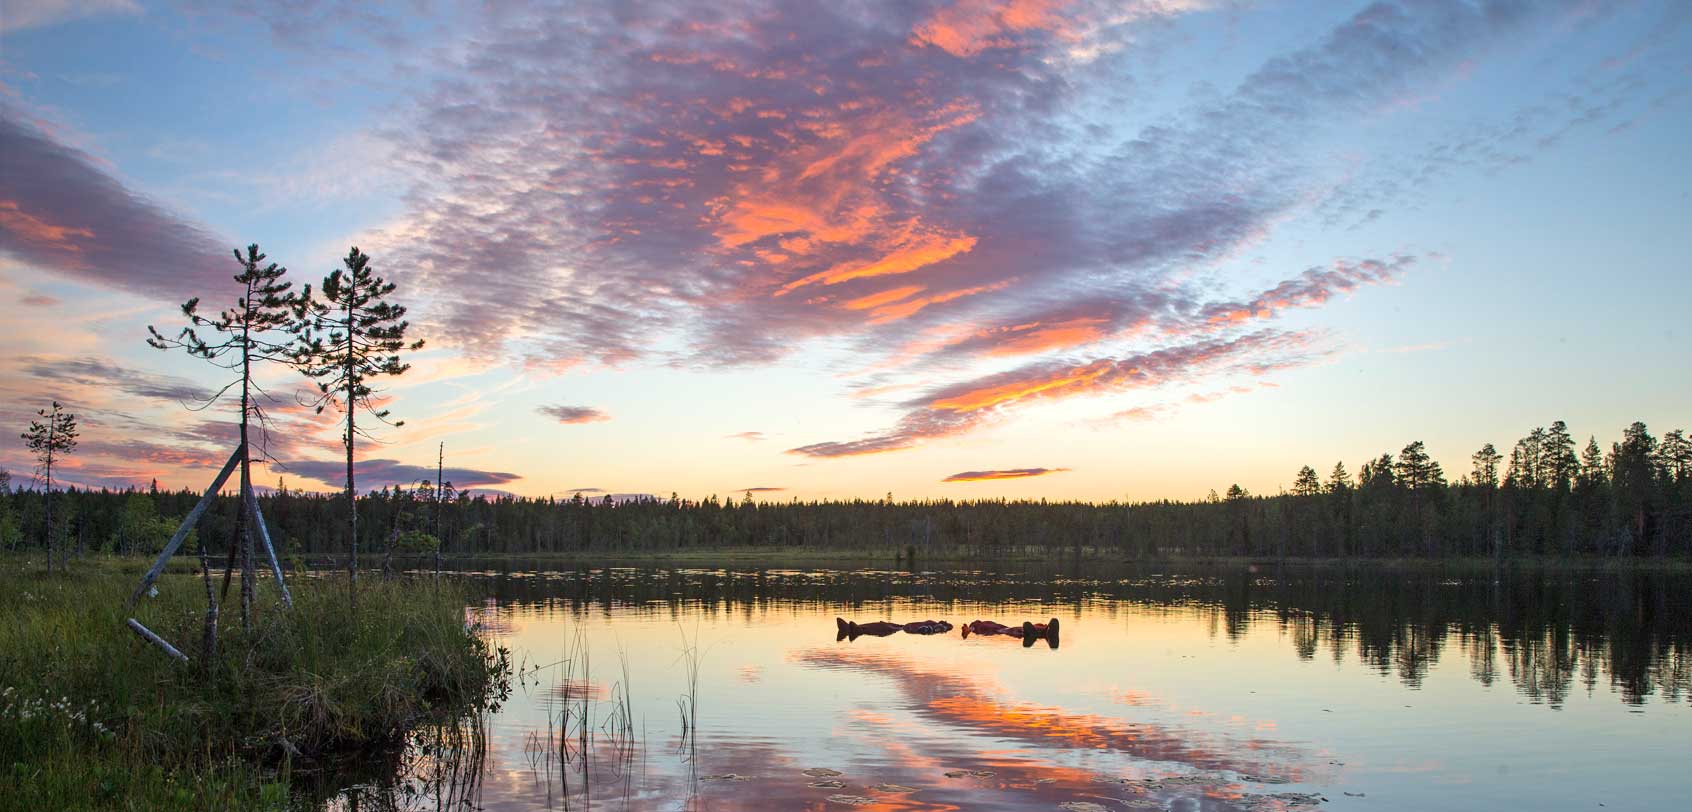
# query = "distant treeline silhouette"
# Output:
<box><xmin>2</xmin><ymin>419</ymin><xmax>1688</xmax><ymax>560</ymax></box>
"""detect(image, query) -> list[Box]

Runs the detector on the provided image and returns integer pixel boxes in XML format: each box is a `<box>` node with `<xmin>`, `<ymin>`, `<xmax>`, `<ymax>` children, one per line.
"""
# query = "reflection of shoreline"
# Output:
<box><xmin>794</xmin><ymin>647</ymin><xmax>1312</xmax><ymax>782</ymax></box>
<box><xmin>465</xmin><ymin>564</ymin><xmax>1691</xmax><ymax>708</ymax></box>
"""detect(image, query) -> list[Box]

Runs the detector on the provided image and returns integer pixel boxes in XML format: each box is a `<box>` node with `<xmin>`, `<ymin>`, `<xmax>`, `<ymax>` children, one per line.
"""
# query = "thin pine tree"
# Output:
<box><xmin>292</xmin><ymin>246</ymin><xmax>424</xmax><ymax>602</ymax></box>
<box><xmin>21</xmin><ymin>401</ymin><xmax>78</xmax><ymax>573</ymax></box>
<box><xmin>149</xmin><ymin>244</ymin><xmax>304</xmax><ymax>631</ymax></box>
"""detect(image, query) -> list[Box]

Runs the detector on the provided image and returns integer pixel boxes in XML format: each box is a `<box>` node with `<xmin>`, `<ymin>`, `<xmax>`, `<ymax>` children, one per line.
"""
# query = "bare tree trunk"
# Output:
<box><xmin>238</xmin><ymin>302</ymin><xmax>255</xmax><ymax>631</ymax></box>
<box><xmin>44</xmin><ymin>454</ymin><xmax>54</xmax><ymax>574</ymax></box>
<box><xmin>346</xmin><ymin>343</ymin><xmax>359</xmax><ymax>606</ymax></box>
<box><xmin>435</xmin><ymin>442</ymin><xmax>444</xmax><ymax>577</ymax></box>
<box><xmin>197</xmin><ymin>531</ymin><xmax>219</xmax><ymax>674</ymax></box>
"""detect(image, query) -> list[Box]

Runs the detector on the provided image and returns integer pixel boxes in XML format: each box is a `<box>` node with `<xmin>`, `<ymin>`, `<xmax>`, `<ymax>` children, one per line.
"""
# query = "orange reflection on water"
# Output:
<box><xmin>797</xmin><ymin>647</ymin><xmax>1307</xmax><ymax>781</ymax></box>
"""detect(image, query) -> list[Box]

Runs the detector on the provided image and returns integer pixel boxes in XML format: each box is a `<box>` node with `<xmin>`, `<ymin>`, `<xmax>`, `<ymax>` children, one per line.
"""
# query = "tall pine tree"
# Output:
<box><xmin>293</xmin><ymin>247</ymin><xmax>424</xmax><ymax>596</ymax></box>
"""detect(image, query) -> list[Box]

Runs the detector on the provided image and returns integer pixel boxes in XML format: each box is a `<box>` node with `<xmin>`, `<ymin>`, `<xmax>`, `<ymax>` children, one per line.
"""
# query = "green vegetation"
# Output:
<box><xmin>0</xmin><ymin>556</ymin><xmax>506</xmax><ymax>811</ymax></box>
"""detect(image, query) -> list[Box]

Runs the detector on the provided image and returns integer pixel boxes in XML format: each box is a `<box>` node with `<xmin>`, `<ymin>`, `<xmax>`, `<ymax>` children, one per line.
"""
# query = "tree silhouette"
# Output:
<box><xmin>21</xmin><ymin>401</ymin><xmax>78</xmax><ymax>573</ymax></box>
<box><xmin>1610</xmin><ymin>422</ymin><xmax>1658</xmax><ymax>554</ymax></box>
<box><xmin>1471</xmin><ymin>443</ymin><xmax>1501</xmax><ymax>488</ymax></box>
<box><xmin>147</xmin><ymin>244</ymin><xmax>302</xmax><ymax>629</ymax></box>
<box><xmin>1293</xmin><ymin>465</ymin><xmax>1322</xmax><ymax>497</ymax></box>
<box><xmin>293</xmin><ymin>246</ymin><xmax>425</xmax><ymax>595</ymax></box>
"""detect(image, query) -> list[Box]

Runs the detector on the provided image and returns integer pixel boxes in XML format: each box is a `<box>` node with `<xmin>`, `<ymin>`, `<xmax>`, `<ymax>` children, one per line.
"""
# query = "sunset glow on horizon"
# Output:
<box><xmin>1</xmin><ymin>0</ymin><xmax>1688</xmax><ymax>502</ymax></box>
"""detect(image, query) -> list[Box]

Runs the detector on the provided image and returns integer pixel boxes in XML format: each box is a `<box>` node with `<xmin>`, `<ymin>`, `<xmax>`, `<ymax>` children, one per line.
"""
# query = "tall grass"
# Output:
<box><xmin>0</xmin><ymin>555</ymin><xmax>508</xmax><ymax>811</ymax></box>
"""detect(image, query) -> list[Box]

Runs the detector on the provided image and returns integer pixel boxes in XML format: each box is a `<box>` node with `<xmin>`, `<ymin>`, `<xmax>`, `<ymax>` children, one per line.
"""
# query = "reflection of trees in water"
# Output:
<box><xmin>466</xmin><ymin>562</ymin><xmax>1690</xmax><ymax>708</ymax></box>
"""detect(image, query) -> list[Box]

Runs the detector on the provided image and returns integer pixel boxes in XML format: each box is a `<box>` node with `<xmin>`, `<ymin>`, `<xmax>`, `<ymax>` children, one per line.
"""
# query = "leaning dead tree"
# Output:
<box><xmin>136</xmin><ymin>243</ymin><xmax>302</xmax><ymax>665</ymax></box>
<box><xmin>124</xmin><ymin>442</ymin><xmax>290</xmax><ymax>667</ymax></box>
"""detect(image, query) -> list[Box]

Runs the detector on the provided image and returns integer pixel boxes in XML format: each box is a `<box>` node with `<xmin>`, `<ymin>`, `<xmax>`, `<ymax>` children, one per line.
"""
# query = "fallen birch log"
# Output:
<box><xmin>126</xmin><ymin>618</ymin><xmax>189</xmax><ymax>664</ymax></box>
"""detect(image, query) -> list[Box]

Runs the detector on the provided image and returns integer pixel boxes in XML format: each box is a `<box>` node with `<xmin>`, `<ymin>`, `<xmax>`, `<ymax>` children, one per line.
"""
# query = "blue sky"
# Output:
<box><xmin>1</xmin><ymin>0</ymin><xmax>1688</xmax><ymax>500</ymax></box>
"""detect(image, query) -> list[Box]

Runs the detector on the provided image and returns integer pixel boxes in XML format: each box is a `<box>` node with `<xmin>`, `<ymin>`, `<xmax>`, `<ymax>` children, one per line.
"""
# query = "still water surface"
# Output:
<box><xmin>334</xmin><ymin>562</ymin><xmax>1689</xmax><ymax>811</ymax></box>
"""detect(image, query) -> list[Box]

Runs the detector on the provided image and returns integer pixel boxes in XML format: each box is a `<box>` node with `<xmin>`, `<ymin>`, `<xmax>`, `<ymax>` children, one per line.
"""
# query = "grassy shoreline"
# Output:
<box><xmin>0</xmin><ymin>554</ymin><xmax>506</xmax><ymax>811</ymax></box>
<box><xmin>333</xmin><ymin>546</ymin><xmax>1692</xmax><ymax>573</ymax></box>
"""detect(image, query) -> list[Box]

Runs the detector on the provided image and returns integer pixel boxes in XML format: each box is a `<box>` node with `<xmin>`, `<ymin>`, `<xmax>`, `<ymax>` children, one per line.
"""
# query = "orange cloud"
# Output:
<box><xmin>844</xmin><ymin>284</ymin><xmax>926</xmax><ymax>311</ymax></box>
<box><xmin>942</xmin><ymin>467</ymin><xmax>1069</xmax><ymax>482</ymax></box>
<box><xmin>976</xmin><ymin>316</ymin><xmax>1112</xmax><ymax>356</ymax></box>
<box><xmin>791</xmin><ymin>331</ymin><xmax>1321</xmax><ymax>457</ymax></box>
<box><xmin>866</xmin><ymin>280</ymin><xmax>1008</xmax><ymax>324</ymax></box>
<box><xmin>777</xmin><ymin>227</ymin><xmax>979</xmax><ymax>294</ymax></box>
<box><xmin>912</xmin><ymin>0</ymin><xmax>1070</xmax><ymax>58</ymax></box>
<box><xmin>0</xmin><ymin>199</ymin><xmax>95</xmax><ymax>252</ymax></box>
<box><xmin>929</xmin><ymin>359</ymin><xmax>1113</xmax><ymax>411</ymax></box>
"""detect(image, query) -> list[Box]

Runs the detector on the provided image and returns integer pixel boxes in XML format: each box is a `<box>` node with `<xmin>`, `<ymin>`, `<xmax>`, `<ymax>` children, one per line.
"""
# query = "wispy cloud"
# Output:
<box><xmin>537</xmin><ymin>404</ymin><xmax>610</xmax><ymax>424</ymax></box>
<box><xmin>725</xmin><ymin>431</ymin><xmax>766</xmax><ymax>441</ymax></box>
<box><xmin>0</xmin><ymin>0</ymin><xmax>140</xmax><ymax>33</ymax></box>
<box><xmin>942</xmin><ymin>467</ymin><xmax>1068</xmax><ymax>483</ymax></box>
<box><xmin>21</xmin><ymin>355</ymin><xmax>211</xmax><ymax>404</ymax></box>
<box><xmin>278</xmin><ymin>458</ymin><xmax>521</xmax><ymax>492</ymax></box>
<box><xmin>790</xmin><ymin>330</ymin><xmax>1325</xmax><ymax>457</ymax></box>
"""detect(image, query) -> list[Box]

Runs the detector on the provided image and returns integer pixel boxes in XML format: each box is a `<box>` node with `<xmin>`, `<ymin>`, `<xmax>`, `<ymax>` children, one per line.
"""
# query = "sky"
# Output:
<box><xmin>1</xmin><ymin>0</ymin><xmax>1688</xmax><ymax>503</ymax></box>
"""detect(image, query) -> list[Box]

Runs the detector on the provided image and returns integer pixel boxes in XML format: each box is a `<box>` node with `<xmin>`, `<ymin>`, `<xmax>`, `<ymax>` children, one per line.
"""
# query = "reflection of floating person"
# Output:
<box><xmin>962</xmin><ymin>618</ymin><xmax>1061</xmax><ymax>648</ymax></box>
<box><xmin>836</xmin><ymin>617</ymin><xmax>953</xmax><ymax>640</ymax></box>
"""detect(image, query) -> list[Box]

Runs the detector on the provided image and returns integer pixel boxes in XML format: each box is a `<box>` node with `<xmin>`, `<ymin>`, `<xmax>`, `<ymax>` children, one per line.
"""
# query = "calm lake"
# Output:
<box><xmin>328</xmin><ymin>562</ymin><xmax>1690</xmax><ymax>811</ymax></box>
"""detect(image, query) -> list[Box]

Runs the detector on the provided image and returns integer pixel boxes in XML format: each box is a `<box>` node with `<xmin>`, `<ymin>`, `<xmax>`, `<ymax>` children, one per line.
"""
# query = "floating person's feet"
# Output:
<box><xmin>962</xmin><ymin>618</ymin><xmax>1060</xmax><ymax>648</ymax></box>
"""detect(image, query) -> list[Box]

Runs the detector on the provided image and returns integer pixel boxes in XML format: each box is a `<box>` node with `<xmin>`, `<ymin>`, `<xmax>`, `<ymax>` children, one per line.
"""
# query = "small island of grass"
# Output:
<box><xmin>0</xmin><ymin>556</ymin><xmax>507</xmax><ymax>811</ymax></box>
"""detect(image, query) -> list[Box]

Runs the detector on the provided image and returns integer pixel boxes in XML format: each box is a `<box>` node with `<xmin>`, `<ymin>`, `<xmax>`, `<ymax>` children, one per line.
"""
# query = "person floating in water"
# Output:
<box><xmin>962</xmin><ymin>618</ymin><xmax>1061</xmax><ymax>648</ymax></box>
<box><xmin>836</xmin><ymin>618</ymin><xmax>953</xmax><ymax>640</ymax></box>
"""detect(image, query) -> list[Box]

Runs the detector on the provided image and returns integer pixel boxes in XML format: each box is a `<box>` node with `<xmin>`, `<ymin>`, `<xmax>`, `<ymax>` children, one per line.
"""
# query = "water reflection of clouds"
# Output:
<box><xmin>397</xmin><ymin>566</ymin><xmax>1692</xmax><ymax>811</ymax></box>
<box><xmin>794</xmin><ymin>647</ymin><xmax>1310</xmax><ymax>783</ymax></box>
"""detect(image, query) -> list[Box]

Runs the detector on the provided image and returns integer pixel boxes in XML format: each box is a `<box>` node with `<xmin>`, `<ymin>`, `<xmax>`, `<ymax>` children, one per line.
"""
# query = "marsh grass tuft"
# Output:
<box><xmin>0</xmin><ymin>555</ymin><xmax>508</xmax><ymax>810</ymax></box>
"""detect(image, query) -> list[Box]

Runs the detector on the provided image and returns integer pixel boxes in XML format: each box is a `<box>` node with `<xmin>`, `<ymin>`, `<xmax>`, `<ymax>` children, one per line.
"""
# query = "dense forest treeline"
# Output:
<box><xmin>2</xmin><ymin>419</ymin><xmax>1688</xmax><ymax>561</ymax></box>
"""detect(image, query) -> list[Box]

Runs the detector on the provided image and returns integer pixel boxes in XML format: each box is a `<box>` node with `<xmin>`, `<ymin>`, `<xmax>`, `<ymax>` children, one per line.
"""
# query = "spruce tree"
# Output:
<box><xmin>148</xmin><ymin>244</ymin><xmax>302</xmax><ymax>630</ymax></box>
<box><xmin>293</xmin><ymin>246</ymin><xmax>424</xmax><ymax>596</ymax></box>
<box><xmin>1610</xmin><ymin>422</ymin><xmax>1658</xmax><ymax>552</ymax></box>
<box><xmin>1543</xmin><ymin>420</ymin><xmax>1578</xmax><ymax>493</ymax></box>
<box><xmin>21</xmin><ymin>401</ymin><xmax>78</xmax><ymax>573</ymax></box>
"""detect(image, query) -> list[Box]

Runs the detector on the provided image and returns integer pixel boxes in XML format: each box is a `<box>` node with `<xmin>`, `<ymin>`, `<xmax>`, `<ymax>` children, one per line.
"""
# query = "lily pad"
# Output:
<box><xmin>700</xmin><ymin>773</ymin><xmax>752</xmax><ymax>781</ymax></box>
<box><xmin>869</xmin><ymin>784</ymin><xmax>919</xmax><ymax>793</ymax></box>
<box><xmin>804</xmin><ymin>768</ymin><xmax>844</xmax><ymax>778</ymax></box>
<box><xmin>1060</xmin><ymin>803</ymin><xmax>1110</xmax><ymax>812</ymax></box>
<box><xmin>809</xmin><ymin>780</ymin><xmax>848</xmax><ymax>789</ymax></box>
